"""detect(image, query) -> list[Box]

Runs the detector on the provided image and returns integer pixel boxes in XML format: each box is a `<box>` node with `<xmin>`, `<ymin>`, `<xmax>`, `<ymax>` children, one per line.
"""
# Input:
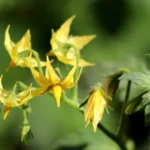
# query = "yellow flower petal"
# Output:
<box><xmin>5</xmin><ymin>60</ymin><xmax>16</xmax><ymax>71</ymax></box>
<box><xmin>3</xmin><ymin>105</ymin><xmax>12</xmax><ymax>120</ymax></box>
<box><xmin>30</xmin><ymin>67</ymin><xmax>50</xmax><ymax>87</ymax></box>
<box><xmin>3</xmin><ymin>94</ymin><xmax>13</xmax><ymax>120</ymax></box>
<box><xmin>46</xmin><ymin>56</ymin><xmax>60</xmax><ymax>84</ymax></box>
<box><xmin>84</xmin><ymin>91</ymin><xmax>95</xmax><ymax>121</ymax></box>
<box><xmin>52</xmin><ymin>84</ymin><xmax>62</xmax><ymax>107</ymax></box>
<box><xmin>50</xmin><ymin>16</ymin><xmax>75</xmax><ymax>49</ymax></box>
<box><xmin>47</xmin><ymin>16</ymin><xmax>96</xmax><ymax>67</ymax></box>
<box><xmin>30</xmin><ymin>87</ymin><xmax>49</xmax><ymax>97</ymax></box>
<box><xmin>68</xmin><ymin>58</ymin><xmax>95</xmax><ymax>67</ymax></box>
<box><xmin>93</xmin><ymin>92</ymin><xmax>106</xmax><ymax>132</ymax></box>
<box><xmin>0</xmin><ymin>75</ymin><xmax>3</xmax><ymax>90</ymax></box>
<box><xmin>49</xmin><ymin>51</ymin><xmax>72</xmax><ymax>64</ymax></box>
<box><xmin>60</xmin><ymin>65</ymin><xmax>76</xmax><ymax>89</ymax></box>
<box><xmin>0</xmin><ymin>76</ymin><xmax>9</xmax><ymax>103</ymax></box>
<box><xmin>84</xmin><ymin>90</ymin><xmax>107</xmax><ymax>132</ymax></box>
<box><xmin>14</xmin><ymin>29</ymin><xmax>31</xmax><ymax>53</ymax></box>
<box><xmin>4</xmin><ymin>25</ymin><xmax>15</xmax><ymax>54</ymax></box>
<box><xmin>4</xmin><ymin>25</ymin><xmax>42</xmax><ymax>70</ymax></box>
<box><xmin>17</xmin><ymin>84</ymin><xmax>32</xmax><ymax>99</ymax></box>
<box><xmin>68</xmin><ymin>35</ymin><xmax>96</xmax><ymax>51</ymax></box>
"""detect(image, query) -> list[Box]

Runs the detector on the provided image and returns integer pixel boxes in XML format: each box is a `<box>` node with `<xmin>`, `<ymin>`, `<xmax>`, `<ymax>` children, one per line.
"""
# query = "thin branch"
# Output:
<box><xmin>117</xmin><ymin>80</ymin><xmax>131</xmax><ymax>136</ymax></box>
<box><xmin>98</xmin><ymin>123</ymin><xmax>127</xmax><ymax>150</ymax></box>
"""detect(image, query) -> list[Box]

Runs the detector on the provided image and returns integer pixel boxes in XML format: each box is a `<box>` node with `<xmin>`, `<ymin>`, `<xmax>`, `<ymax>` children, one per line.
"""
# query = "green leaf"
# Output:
<box><xmin>125</xmin><ymin>92</ymin><xmax>147</xmax><ymax>115</ymax></box>
<box><xmin>120</xmin><ymin>69</ymin><xmax>150</xmax><ymax>90</ymax></box>
<box><xmin>141</xmin><ymin>92</ymin><xmax>150</xmax><ymax>108</ymax></box>
<box><xmin>142</xmin><ymin>92</ymin><xmax>150</xmax><ymax>127</ymax></box>
<box><xmin>145</xmin><ymin>104</ymin><xmax>150</xmax><ymax>127</ymax></box>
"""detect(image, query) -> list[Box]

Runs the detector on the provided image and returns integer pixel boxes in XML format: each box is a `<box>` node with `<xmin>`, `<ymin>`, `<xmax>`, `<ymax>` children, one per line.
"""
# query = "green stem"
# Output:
<box><xmin>63</xmin><ymin>93</ymin><xmax>81</xmax><ymax>111</ymax></box>
<box><xmin>72</xmin><ymin>48</ymin><xmax>80</xmax><ymax>101</ymax></box>
<box><xmin>97</xmin><ymin>123</ymin><xmax>127</xmax><ymax>150</ymax></box>
<box><xmin>21</xmin><ymin>105</ymin><xmax>33</xmax><ymax>144</ymax></box>
<box><xmin>16</xmin><ymin>81</ymin><xmax>28</xmax><ymax>89</ymax></box>
<box><xmin>31</xmin><ymin>50</ymin><xmax>44</xmax><ymax>75</ymax></box>
<box><xmin>117</xmin><ymin>80</ymin><xmax>131</xmax><ymax>136</ymax></box>
<box><xmin>22</xmin><ymin>105</ymin><xmax>29</xmax><ymax>124</ymax></box>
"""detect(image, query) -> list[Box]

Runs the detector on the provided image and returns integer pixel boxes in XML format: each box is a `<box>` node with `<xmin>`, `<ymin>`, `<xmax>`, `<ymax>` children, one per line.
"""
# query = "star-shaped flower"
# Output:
<box><xmin>30</xmin><ymin>56</ymin><xmax>81</xmax><ymax>107</ymax></box>
<box><xmin>4</xmin><ymin>25</ymin><xmax>46</xmax><ymax>71</ymax></box>
<box><xmin>0</xmin><ymin>76</ymin><xmax>33</xmax><ymax>119</ymax></box>
<box><xmin>47</xmin><ymin>16</ymin><xmax>96</xmax><ymax>67</ymax></box>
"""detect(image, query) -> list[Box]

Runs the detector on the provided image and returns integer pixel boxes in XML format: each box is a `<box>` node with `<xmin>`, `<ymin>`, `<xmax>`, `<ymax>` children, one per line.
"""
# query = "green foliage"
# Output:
<box><xmin>142</xmin><ymin>92</ymin><xmax>150</xmax><ymax>127</ymax></box>
<box><xmin>120</xmin><ymin>69</ymin><xmax>150</xmax><ymax>90</ymax></box>
<box><xmin>124</xmin><ymin>92</ymin><xmax>147</xmax><ymax>115</ymax></box>
<box><xmin>0</xmin><ymin>0</ymin><xmax>150</xmax><ymax>149</ymax></box>
<box><xmin>141</xmin><ymin>92</ymin><xmax>150</xmax><ymax>107</ymax></box>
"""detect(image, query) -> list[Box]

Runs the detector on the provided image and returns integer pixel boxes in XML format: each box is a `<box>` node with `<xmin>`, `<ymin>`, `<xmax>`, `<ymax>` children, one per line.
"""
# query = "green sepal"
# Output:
<box><xmin>22</xmin><ymin>104</ymin><xmax>32</xmax><ymax>115</ymax></box>
<box><xmin>21</xmin><ymin>123</ymin><xmax>34</xmax><ymax>144</ymax></box>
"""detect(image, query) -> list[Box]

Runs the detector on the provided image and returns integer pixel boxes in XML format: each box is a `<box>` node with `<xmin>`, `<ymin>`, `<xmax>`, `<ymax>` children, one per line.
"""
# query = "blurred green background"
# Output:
<box><xmin>0</xmin><ymin>0</ymin><xmax>149</xmax><ymax>150</ymax></box>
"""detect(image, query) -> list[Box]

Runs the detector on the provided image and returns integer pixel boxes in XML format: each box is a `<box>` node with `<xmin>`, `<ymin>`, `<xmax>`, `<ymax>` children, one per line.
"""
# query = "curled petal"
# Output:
<box><xmin>4</xmin><ymin>25</ymin><xmax>15</xmax><ymax>53</ymax></box>
<box><xmin>3</xmin><ymin>105</ymin><xmax>12</xmax><ymax>120</ymax></box>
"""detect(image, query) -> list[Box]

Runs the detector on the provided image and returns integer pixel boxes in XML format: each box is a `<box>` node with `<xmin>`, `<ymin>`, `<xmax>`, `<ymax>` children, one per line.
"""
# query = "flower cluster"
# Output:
<box><xmin>0</xmin><ymin>16</ymin><xmax>114</xmax><ymax>141</ymax></box>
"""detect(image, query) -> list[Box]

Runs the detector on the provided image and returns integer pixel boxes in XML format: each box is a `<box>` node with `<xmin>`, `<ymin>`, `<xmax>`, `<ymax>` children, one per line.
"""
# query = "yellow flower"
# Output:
<box><xmin>47</xmin><ymin>16</ymin><xmax>96</xmax><ymax>67</ymax></box>
<box><xmin>0</xmin><ymin>76</ymin><xmax>33</xmax><ymax>119</ymax></box>
<box><xmin>84</xmin><ymin>89</ymin><xmax>107</xmax><ymax>132</ymax></box>
<box><xmin>30</xmin><ymin>56</ymin><xmax>81</xmax><ymax>107</ymax></box>
<box><xmin>4</xmin><ymin>25</ymin><xmax>46</xmax><ymax>71</ymax></box>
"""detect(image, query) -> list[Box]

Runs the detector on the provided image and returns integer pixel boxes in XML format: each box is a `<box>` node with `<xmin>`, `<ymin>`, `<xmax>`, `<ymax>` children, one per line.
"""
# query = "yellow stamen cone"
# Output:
<box><xmin>52</xmin><ymin>85</ymin><xmax>62</xmax><ymax>107</ymax></box>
